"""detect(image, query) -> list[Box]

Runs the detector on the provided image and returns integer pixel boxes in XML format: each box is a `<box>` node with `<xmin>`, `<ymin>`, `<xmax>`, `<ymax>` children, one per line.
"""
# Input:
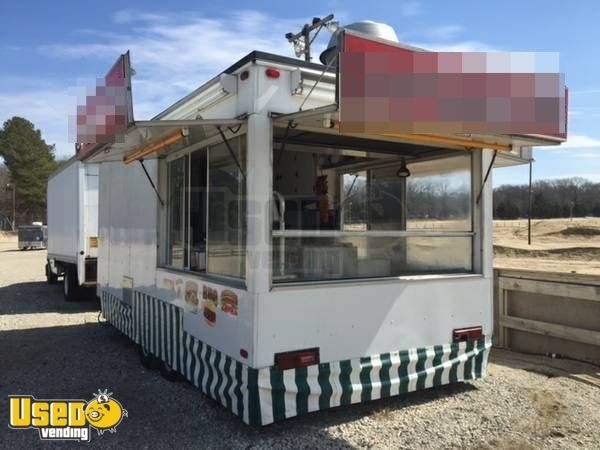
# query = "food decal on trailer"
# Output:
<box><xmin>69</xmin><ymin>15</ymin><xmax>567</xmax><ymax>425</ymax></box>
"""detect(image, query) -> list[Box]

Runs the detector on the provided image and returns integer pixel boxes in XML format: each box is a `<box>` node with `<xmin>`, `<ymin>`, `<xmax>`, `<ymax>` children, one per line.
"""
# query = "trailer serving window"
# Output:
<box><xmin>272</xmin><ymin>130</ymin><xmax>474</xmax><ymax>283</ymax></box>
<box><xmin>164</xmin><ymin>135</ymin><xmax>246</xmax><ymax>280</ymax></box>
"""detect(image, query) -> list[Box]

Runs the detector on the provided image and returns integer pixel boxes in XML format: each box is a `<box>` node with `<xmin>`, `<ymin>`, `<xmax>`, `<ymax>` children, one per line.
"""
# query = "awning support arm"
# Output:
<box><xmin>216</xmin><ymin>126</ymin><xmax>246</xmax><ymax>181</ymax></box>
<box><xmin>476</xmin><ymin>150</ymin><xmax>498</xmax><ymax>205</ymax></box>
<box><xmin>138</xmin><ymin>159</ymin><xmax>164</xmax><ymax>207</ymax></box>
<box><xmin>299</xmin><ymin>54</ymin><xmax>338</xmax><ymax>111</ymax></box>
<box><xmin>275</xmin><ymin>121</ymin><xmax>295</xmax><ymax>164</ymax></box>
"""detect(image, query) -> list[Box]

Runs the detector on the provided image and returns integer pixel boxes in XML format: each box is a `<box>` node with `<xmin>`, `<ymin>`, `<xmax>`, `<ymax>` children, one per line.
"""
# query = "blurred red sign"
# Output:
<box><xmin>74</xmin><ymin>51</ymin><xmax>134</xmax><ymax>160</ymax></box>
<box><xmin>338</xmin><ymin>32</ymin><xmax>567</xmax><ymax>140</ymax></box>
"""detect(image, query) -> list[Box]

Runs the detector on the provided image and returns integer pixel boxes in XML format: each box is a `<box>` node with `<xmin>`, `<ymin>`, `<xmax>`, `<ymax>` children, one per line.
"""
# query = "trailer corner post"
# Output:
<box><xmin>77</xmin><ymin>162</ymin><xmax>86</xmax><ymax>285</ymax></box>
<box><xmin>246</xmin><ymin>113</ymin><xmax>272</xmax><ymax>295</ymax></box>
<box><xmin>481</xmin><ymin>149</ymin><xmax>494</xmax><ymax>280</ymax></box>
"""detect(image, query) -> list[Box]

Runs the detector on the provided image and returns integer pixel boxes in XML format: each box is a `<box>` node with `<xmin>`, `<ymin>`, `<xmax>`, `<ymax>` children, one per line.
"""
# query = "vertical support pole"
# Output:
<box><xmin>498</xmin><ymin>282</ymin><xmax>508</xmax><ymax>348</ymax></box>
<box><xmin>399</xmin><ymin>176</ymin><xmax>407</xmax><ymax>268</ymax></box>
<box><xmin>11</xmin><ymin>184</ymin><xmax>16</xmax><ymax>230</ymax></box>
<box><xmin>399</xmin><ymin>176</ymin><xmax>407</xmax><ymax>231</ymax></box>
<box><xmin>528</xmin><ymin>158</ymin><xmax>532</xmax><ymax>246</ymax></box>
<box><xmin>302</xmin><ymin>25</ymin><xmax>311</xmax><ymax>62</ymax></box>
<box><xmin>481</xmin><ymin>150</ymin><xmax>494</xmax><ymax>280</ymax></box>
<box><xmin>480</xmin><ymin>150</ymin><xmax>495</xmax><ymax>341</ymax></box>
<box><xmin>246</xmin><ymin>113</ymin><xmax>272</xmax><ymax>295</ymax></box>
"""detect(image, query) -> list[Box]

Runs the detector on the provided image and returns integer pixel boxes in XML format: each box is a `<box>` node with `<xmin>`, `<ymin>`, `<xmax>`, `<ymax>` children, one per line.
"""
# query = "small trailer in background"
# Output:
<box><xmin>46</xmin><ymin>158</ymin><xmax>99</xmax><ymax>300</ymax></box>
<box><xmin>17</xmin><ymin>222</ymin><xmax>47</xmax><ymax>250</ymax></box>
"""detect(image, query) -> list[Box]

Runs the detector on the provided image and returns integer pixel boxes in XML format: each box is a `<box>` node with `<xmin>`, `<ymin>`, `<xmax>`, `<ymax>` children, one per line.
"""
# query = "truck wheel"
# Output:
<box><xmin>46</xmin><ymin>262</ymin><xmax>58</xmax><ymax>285</ymax></box>
<box><xmin>138</xmin><ymin>346</ymin><xmax>161</xmax><ymax>370</ymax></box>
<box><xmin>63</xmin><ymin>267</ymin><xmax>78</xmax><ymax>301</ymax></box>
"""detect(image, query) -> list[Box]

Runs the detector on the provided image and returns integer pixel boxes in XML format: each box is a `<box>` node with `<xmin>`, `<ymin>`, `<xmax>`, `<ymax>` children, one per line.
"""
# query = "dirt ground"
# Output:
<box><xmin>494</xmin><ymin>217</ymin><xmax>600</xmax><ymax>275</ymax></box>
<box><xmin>1</xmin><ymin>236</ymin><xmax>599</xmax><ymax>449</ymax></box>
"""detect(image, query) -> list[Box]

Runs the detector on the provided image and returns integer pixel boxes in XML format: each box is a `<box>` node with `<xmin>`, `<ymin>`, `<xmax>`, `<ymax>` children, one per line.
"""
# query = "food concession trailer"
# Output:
<box><xmin>77</xmin><ymin>20</ymin><xmax>566</xmax><ymax>425</ymax></box>
<box><xmin>17</xmin><ymin>222</ymin><xmax>47</xmax><ymax>250</ymax></box>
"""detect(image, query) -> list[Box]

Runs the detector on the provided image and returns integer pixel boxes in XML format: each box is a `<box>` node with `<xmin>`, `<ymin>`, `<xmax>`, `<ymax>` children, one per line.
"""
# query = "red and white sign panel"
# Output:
<box><xmin>74</xmin><ymin>51</ymin><xmax>134</xmax><ymax>160</ymax></box>
<box><xmin>339</xmin><ymin>32</ymin><xmax>567</xmax><ymax>139</ymax></box>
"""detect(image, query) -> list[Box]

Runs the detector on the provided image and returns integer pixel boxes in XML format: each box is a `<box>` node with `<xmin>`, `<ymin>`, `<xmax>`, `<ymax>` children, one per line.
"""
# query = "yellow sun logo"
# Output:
<box><xmin>84</xmin><ymin>390</ymin><xmax>127</xmax><ymax>435</ymax></box>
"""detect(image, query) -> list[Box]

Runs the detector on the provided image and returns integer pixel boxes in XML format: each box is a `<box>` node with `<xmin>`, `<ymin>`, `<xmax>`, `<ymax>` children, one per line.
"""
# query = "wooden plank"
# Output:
<box><xmin>495</xmin><ymin>268</ymin><xmax>600</xmax><ymax>286</ymax></box>
<box><xmin>500</xmin><ymin>289</ymin><xmax>508</xmax><ymax>347</ymax></box>
<box><xmin>499</xmin><ymin>276</ymin><xmax>600</xmax><ymax>302</ymax></box>
<box><xmin>500</xmin><ymin>315</ymin><xmax>600</xmax><ymax>347</ymax></box>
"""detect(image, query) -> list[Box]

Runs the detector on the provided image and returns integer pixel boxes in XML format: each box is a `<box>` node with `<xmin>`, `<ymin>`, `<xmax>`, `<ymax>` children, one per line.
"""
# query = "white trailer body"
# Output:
<box><xmin>82</xmin><ymin>29</ymin><xmax>564</xmax><ymax>425</ymax></box>
<box><xmin>46</xmin><ymin>158</ymin><xmax>99</xmax><ymax>297</ymax></box>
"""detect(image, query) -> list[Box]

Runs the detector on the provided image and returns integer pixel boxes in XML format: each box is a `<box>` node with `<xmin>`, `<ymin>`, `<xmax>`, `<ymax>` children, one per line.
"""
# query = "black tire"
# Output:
<box><xmin>63</xmin><ymin>266</ymin><xmax>79</xmax><ymax>302</ymax></box>
<box><xmin>138</xmin><ymin>346</ymin><xmax>162</xmax><ymax>370</ymax></box>
<box><xmin>45</xmin><ymin>262</ymin><xmax>58</xmax><ymax>285</ymax></box>
<box><xmin>160</xmin><ymin>360</ymin><xmax>184</xmax><ymax>382</ymax></box>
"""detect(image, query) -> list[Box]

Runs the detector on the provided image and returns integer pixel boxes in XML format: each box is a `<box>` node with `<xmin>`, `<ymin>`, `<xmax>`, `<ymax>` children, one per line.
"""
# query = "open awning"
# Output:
<box><xmin>82</xmin><ymin>118</ymin><xmax>246</xmax><ymax>163</ymax></box>
<box><xmin>272</xmin><ymin>105</ymin><xmax>563</xmax><ymax>171</ymax></box>
<box><xmin>273</xmin><ymin>105</ymin><xmax>517</xmax><ymax>152</ymax></box>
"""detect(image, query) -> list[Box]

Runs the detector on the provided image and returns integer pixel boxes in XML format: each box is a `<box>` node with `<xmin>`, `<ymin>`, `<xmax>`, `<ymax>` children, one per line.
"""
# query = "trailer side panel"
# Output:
<box><xmin>47</xmin><ymin>160</ymin><xmax>81</xmax><ymax>262</ymax></box>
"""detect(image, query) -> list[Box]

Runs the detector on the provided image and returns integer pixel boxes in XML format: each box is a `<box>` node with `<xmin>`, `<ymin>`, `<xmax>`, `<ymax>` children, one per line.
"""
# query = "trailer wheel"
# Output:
<box><xmin>160</xmin><ymin>360</ymin><xmax>184</xmax><ymax>382</ymax></box>
<box><xmin>45</xmin><ymin>262</ymin><xmax>58</xmax><ymax>285</ymax></box>
<box><xmin>138</xmin><ymin>346</ymin><xmax>161</xmax><ymax>370</ymax></box>
<box><xmin>63</xmin><ymin>267</ymin><xmax>78</xmax><ymax>301</ymax></box>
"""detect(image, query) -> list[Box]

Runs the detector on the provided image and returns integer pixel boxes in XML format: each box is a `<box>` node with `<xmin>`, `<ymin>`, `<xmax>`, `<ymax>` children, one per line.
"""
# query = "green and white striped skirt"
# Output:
<box><xmin>101</xmin><ymin>290</ymin><xmax>491</xmax><ymax>426</ymax></box>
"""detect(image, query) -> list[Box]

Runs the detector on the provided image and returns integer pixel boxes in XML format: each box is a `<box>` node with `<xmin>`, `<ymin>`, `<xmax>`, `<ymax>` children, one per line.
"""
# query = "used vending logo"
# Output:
<box><xmin>8</xmin><ymin>389</ymin><xmax>127</xmax><ymax>442</ymax></box>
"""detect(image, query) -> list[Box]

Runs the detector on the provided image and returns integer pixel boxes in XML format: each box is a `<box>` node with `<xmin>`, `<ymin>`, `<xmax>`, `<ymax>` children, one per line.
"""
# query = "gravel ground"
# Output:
<box><xmin>1</xmin><ymin>237</ymin><xmax>599</xmax><ymax>449</ymax></box>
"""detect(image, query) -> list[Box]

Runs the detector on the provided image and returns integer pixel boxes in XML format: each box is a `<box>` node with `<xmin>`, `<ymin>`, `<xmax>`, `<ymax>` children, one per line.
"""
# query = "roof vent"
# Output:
<box><xmin>319</xmin><ymin>20</ymin><xmax>399</xmax><ymax>65</ymax></box>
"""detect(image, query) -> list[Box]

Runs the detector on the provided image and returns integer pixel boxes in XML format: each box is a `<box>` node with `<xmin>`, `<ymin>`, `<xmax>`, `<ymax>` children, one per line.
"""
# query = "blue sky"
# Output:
<box><xmin>1</xmin><ymin>1</ymin><xmax>599</xmax><ymax>186</ymax></box>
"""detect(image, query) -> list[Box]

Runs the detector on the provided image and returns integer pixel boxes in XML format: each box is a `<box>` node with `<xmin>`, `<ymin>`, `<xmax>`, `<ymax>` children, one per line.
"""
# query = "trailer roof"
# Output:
<box><xmin>153</xmin><ymin>51</ymin><xmax>334</xmax><ymax>121</ymax></box>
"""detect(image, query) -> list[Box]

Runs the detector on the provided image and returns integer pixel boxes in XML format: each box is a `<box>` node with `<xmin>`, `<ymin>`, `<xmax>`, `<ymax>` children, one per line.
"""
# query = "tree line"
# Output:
<box><xmin>494</xmin><ymin>178</ymin><xmax>600</xmax><ymax>219</ymax></box>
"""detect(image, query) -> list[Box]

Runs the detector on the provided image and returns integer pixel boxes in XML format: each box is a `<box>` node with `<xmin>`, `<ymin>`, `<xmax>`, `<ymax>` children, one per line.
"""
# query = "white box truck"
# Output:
<box><xmin>46</xmin><ymin>158</ymin><xmax>99</xmax><ymax>300</ymax></box>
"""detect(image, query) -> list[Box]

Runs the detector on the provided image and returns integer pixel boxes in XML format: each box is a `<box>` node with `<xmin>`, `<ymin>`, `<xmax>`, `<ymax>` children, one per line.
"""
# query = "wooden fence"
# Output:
<box><xmin>494</xmin><ymin>269</ymin><xmax>600</xmax><ymax>364</ymax></box>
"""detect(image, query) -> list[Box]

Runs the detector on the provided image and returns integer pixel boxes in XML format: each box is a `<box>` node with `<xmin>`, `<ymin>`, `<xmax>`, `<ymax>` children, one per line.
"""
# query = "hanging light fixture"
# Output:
<box><xmin>396</xmin><ymin>159</ymin><xmax>411</xmax><ymax>178</ymax></box>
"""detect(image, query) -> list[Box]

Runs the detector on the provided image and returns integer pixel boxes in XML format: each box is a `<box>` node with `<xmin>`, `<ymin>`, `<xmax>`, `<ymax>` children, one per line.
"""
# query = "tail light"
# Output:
<box><xmin>265</xmin><ymin>68</ymin><xmax>280</xmax><ymax>79</ymax></box>
<box><xmin>453</xmin><ymin>326</ymin><xmax>483</xmax><ymax>342</ymax></box>
<box><xmin>275</xmin><ymin>347</ymin><xmax>319</xmax><ymax>370</ymax></box>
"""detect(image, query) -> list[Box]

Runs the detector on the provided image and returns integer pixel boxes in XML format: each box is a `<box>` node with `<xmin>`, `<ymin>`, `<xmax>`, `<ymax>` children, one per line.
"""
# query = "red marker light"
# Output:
<box><xmin>274</xmin><ymin>348</ymin><xmax>320</xmax><ymax>370</ymax></box>
<box><xmin>452</xmin><ymin>326</ymin><xmax>483</xmax><ymax>342</ymax></box>
<box><xmin>240</xmin><ymin>70</ymin><xmax>249</xmax><ymax>81</ymax></box>
<box><xmin>265</xmin><ymin>68</ymin><xmax>280</xmax><ymax>79</ymax></box>
<box><xmin>240</xmin><ymin>349</ymin><xmax>248</xmax><ymax>359</ymax></box>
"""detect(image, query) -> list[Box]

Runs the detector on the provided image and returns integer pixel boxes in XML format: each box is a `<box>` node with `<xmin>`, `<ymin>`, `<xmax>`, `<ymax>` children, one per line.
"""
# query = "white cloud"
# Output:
<box><xmin>398</xmin><ymin>1</ymin><xmax>423</xmax><ymax>17</ymax></box>
<box><xmin>3</xmin><ymin>10</ymin><xmax>327</xmax><ymax>158</ymax></box>
<box><xmin>572</xmin><ymin>151</ymin><xmax>600</xmax><ymax>158</ymax></box>
<box><xmin>545</xmin><ymin>134</ymin><xmax>600</xmax><ymax>149</ymax></box>
<box><xmin>0</xmin><ymin>87</ymin><xmax>75</xmax><ymax>159</ymax></box>
<box><xmin>421</xmin><ymin>25</ymin><xmax>464</xmax><ymax>41</ymax></box>
<box><xmin>409</xmin><ymin>40</ymin><xmax>497</xmax><ymax>52</ymax></box>
<box><xmin>402</xmin><ymin>22</ymin><xmax>496</xmax><ymax>52</ymax></box>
